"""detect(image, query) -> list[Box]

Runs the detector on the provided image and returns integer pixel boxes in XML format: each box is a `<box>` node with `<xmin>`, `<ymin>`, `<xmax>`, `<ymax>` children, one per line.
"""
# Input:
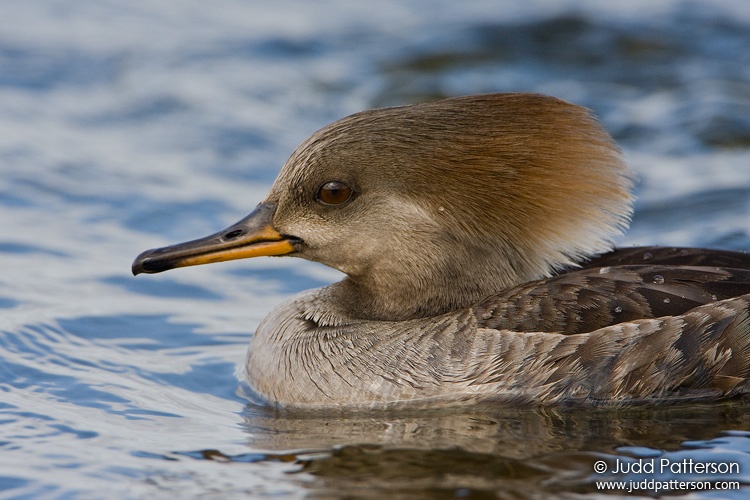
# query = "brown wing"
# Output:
<box><xmin>469</xmin><ymin>254</ymin><xmax>750</xmax><ymax>402</ymax></box>
<box><xmin>475</xmin><ymin>264</ymin><xmax>750</xmax><ymax>335</ymax></box>
<box><xmin>579</xmin><ymin>246</ymin><xmax>750</xmax><ymax>270</ymax></box>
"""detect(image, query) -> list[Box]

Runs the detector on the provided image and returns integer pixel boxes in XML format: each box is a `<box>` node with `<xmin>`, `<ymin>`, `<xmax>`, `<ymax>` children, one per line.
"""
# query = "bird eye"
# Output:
<box><xmin>316</xmin><ymin>181</ymin><xmax>353</xmax><ymax>205</ymax></box>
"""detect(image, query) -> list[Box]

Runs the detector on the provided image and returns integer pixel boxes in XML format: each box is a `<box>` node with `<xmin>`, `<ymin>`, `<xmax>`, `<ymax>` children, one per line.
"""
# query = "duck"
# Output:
<box><xmin>132</xmin><ymin>93</ymin><xmax>750</xmax><ymax>409</ymax></box>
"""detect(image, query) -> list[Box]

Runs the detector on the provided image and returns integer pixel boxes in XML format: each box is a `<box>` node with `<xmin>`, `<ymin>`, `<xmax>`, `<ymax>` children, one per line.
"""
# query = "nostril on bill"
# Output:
<box><xmin>224</xmin><ymin>229</ymin><xmax>243</xmax><ymax>240</ymax></box>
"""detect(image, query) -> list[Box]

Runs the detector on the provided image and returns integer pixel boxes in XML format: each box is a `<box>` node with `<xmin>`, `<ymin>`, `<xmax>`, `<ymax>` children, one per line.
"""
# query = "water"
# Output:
<box><xmin>2</xmin><ymin>0</ymin><xmax>750</xmax><ymax>498</ymax></box>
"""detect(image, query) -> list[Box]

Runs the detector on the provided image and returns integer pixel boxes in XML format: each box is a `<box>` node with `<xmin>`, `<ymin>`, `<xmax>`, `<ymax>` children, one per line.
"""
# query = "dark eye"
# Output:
<box><xmin>316</xmin><ymin>181</ymin><xmax>353</xmax><ymax>205</ymax></box>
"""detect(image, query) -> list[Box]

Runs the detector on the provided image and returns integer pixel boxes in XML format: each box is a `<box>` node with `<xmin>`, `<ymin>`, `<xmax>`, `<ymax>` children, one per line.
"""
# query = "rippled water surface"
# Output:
<box><xmin>2</xmin><ymin>1</ymin><xmax>750</xmax><ymax>498</ymax></box>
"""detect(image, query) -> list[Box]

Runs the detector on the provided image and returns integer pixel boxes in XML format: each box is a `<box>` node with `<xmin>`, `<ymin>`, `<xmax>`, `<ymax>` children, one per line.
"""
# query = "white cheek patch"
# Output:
<box><xmin>309</xmin><ymin>197</ymin><xmax>442</xmax><ymax>276</ymax></box>
<box><xmin>376</xmin><ymin>197</ymin><xmax>444</xmax><ymax>235</ymax></box>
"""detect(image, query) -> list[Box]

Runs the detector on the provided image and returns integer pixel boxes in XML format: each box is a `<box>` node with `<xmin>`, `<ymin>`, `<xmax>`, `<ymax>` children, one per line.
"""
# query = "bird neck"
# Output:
<box><xmin>328</xmin><ymin>258</ymin><xmax>526</xmax><ymax>322</ymax></box>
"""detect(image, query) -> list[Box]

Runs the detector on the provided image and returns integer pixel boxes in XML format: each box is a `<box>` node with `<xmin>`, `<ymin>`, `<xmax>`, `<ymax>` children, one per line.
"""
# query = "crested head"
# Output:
<box><xmin>265</xmin><ymin>93</ymin><xmax>634</xmax><ymax>320</ymax></box>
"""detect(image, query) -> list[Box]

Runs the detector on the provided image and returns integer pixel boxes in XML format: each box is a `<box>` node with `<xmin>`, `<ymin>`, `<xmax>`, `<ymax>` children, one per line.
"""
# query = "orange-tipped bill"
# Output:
<box><xmin>132</xmin><ymin>203</ymin><xmax>295</xmax><ymax>275</ymax></box>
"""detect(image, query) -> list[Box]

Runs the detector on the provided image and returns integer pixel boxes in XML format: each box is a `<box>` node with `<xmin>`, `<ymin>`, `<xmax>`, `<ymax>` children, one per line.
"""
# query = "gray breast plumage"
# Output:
<box><xmin>244</xmin><ymin>247</ymin><xmax>750</xmax><ymax>409</ymax></box>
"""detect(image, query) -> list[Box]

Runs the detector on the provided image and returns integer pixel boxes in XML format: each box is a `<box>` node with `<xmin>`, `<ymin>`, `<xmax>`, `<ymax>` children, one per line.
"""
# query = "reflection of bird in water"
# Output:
<box><xmin>133</xmin><ymin>93</ymin><xmax>750</xmax><ymax>409</ymax></box>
